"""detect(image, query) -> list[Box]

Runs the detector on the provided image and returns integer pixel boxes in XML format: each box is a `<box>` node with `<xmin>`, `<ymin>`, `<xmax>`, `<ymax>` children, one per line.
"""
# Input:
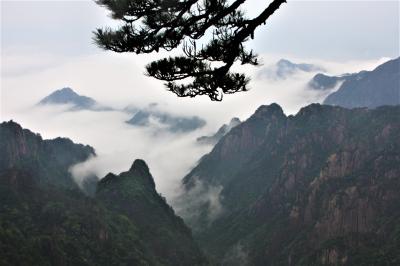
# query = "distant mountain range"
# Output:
<box><xmin>126</xmin><ymin>104</ymin><xmax>206</xmax><ymax>133</ymax></box>
<box><xmin>38</xmin><ymin>87</ymin><xmax>111</xmax><ymax>111</ymax></box>
<box><xmin>197</xmin><ymin>117</ymin><xmax>241</xmax><ymax>145</ymax></box>
<box><xmin>308</xmin><ymin>72</ymin><xmax>362</xmax><ymax>91</ymax></box>
<box><xmin>259</xmin><ymin>59</ymin><xmax>325</xmax><ymax>80</ymax></box>
<box><xmin>178</xmin><ymin>103</ymin><xmax>400</xmax><ymax>265</ymax></box>
<box><xmin>37</xmin><ymin>88</ymin><xmax>206</xmax><ymax>133</ymax></box>
<box><xmin>309</xmin><ymin>57</ymin><xmax>399</xmax><ymax>108</ymax></box>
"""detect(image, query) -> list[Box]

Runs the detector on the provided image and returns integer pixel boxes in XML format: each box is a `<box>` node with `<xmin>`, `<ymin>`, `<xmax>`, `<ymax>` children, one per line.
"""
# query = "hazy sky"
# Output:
<box><xmin>1</xmin><ymin>1</ymin><xmax>399</xmax><ymax>69</ymax></box>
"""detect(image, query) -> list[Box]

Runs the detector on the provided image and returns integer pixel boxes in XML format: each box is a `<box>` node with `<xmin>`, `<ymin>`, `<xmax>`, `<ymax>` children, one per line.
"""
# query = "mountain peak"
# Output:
<box><xmin>1</xmin><ymin>120</ymin><xmax>23</xmax><ymax>131</ymax></box>
<box><xmin>276</xmin><ymin>58</ymin><xmax>324</xmax><ymax>72</ymax></box>
<box><xmin>254</xmin><ymin>103</ymin><xmax>285</xmax><ymax>118</ymax></box>
<box><xmin>277</xmin><ymin>58</ymin><xmax>294</xmax><ymax>66</ymax></box>
<box><xmin>129</xmin><ymin>159</ymin><xmax>155</xmax><ymax>189</ymax></box>
<box><xmin>58</xmin><ymin>87</ymin><xmax>76</xmax><ymax>94</ymax></box>
<box><xmin>37</xmin><ymin>87</ymin><xmax>108</xmax><ymax>111</ymax></box>
<box><xmin>97</xmin><ymin>159</ymin><xmax>155</xmax><ymax>193</ymax></box>
<box><xmin>45</xmin><ymin>87</ymin><xmax>80</xmax><ymax>98</ymax></box>
<box><xmin>126</xmin><ymin>107</ymin><xmax>206</xmax><ymax>133</ymax></box>
<box><xmin>297</xmin><ymin>103</ymin><xmax>328</xmax><ymax>116</ymax></box>
<box><xmin>129</xmin><ymin>159</ymin><xmax>150</xmax><ymax>174</ymax></box>
<box><xmin>229</xmin><ymin>117</ymin><xmax>241</xmax><ymax>125</ymax></box>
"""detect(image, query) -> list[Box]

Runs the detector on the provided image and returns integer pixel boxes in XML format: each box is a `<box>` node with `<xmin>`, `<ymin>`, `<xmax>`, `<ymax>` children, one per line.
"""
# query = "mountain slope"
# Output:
<box><xmin>323</xmin><ymin>57</ymin><xmax>400</xmax><ymax>108</ymax></box>
<box><xmin>0</xmin><ymin>120</ymin><xmax>95</xmax><ymax>190</ymax></box>
<box><xmin>97</xmin><ymin>160</ymin><xmax>207</xmax><ymax>265</ymax></box>
<box><xmin>0</xmin><ymin>121</ymin><xmax>207</xmax><ymax>266</ymax></box>
<box><xmin>178</xmin><ymin>103</ymin><xmax>400</xmax><ymax>265</ymax></box>
<box><xmin>308</xmin><ymin>72</ymin><xmax>368</xmax><ymax>91</ymax></box>
<box><xmin>126</xmin><ymin>109</ymin><xmax>206</xmax><ymax>133</ymax></box>
<box><xmin>197</xmin><ymin>118</ymin><xmax>241</xmax><ymax>145</ymax></box>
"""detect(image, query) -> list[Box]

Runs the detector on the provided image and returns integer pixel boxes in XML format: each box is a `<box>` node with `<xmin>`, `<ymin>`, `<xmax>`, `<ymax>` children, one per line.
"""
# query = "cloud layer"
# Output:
<box><xmin>1</xmin><ymin>51</ymin><xmax>390</xmax><ymax>203</ymax></box>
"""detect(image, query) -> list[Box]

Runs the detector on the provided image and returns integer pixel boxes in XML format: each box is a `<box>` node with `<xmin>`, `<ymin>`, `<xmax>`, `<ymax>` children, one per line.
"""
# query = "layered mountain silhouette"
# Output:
<box><xmin>308</xmin><ymin>72</ymin><xmax>362</xmax><ymax>91</ymax></box>
<box><xmin>197</xmin><ymin>117</ymin><xmax>241</xmax><ymax>145</ymax></box>
<box><xmin>126</xmin><ymin>104</ymin><xmax>206</xmax><ymax>133</ymax></box>
<box><xmin>38</xmin><ymin>87</ymin><xmax>111</xmax><ymax>111</ymax></box>
<box><xmin>259</xmin><ymin>59</ymin><xmax>325</xmax><ymax>80</ymax></box>
<box><xmin>178</xmin><ymin>103</ymin><xmax>400</xmax><ymax>265</ymax></box>
<box><xmin>309</xmin><ymin>57</ymin><xmax>399</xmax><ymax>108</ymax></box>
<box><xmin>0</xmin><ymin>121</ymin><xmax>207</xmax><ymax>265</ymax></box>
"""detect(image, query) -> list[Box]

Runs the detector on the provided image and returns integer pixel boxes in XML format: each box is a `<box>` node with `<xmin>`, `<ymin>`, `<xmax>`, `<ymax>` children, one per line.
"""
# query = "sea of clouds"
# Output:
<box><xmin>0</xmin><ymin>50</ymin><xmax>390</xmax><ymax>204</ymax></box>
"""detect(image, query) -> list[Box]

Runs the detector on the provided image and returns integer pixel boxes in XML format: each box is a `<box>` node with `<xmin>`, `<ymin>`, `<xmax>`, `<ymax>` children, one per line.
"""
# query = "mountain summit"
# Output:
<box><xmin>126</xmin><ymin>104</ymin><xmax>206</xmax><ymax>133</ymax></box>
<box><xmin>259</xmin><ymin>59</ymin><xmax>325</xmax><ymax>80</ymax></box>
<box><xmin>38</xmin><ymin>87</ymin><xmax>109</xmax><ymax>111</ymax></box>
<box><xmin>96</xmin><ymin>159</ymin><xmax>207</xmax><ymax>265</ymax></box>
<box><xmin>276</xmin><ymin>59</ymin><xmax>324</xmax><ymax>75</ymax></box>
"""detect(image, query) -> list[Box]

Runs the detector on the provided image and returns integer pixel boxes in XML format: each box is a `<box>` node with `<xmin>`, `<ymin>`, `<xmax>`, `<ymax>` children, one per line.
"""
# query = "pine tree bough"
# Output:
<box><xmin>94</xmin><ymin>0</ymin><xmax>286</xmax><ymax>101</ymax></box>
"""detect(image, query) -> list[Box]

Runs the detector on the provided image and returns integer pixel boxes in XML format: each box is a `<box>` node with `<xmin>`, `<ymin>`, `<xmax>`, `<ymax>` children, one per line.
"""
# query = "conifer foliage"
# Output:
<box><xmin>94</xmin><ymin>0</ymin><xmax>286</xmax><ymax>100</ymax></box>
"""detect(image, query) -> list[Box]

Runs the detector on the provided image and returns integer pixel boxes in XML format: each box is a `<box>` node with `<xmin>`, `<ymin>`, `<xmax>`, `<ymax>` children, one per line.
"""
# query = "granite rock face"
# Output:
<box><xmin>179</xmin><ymin>103</ymin><xmax>400</xmax><ymax>265</ymax></box>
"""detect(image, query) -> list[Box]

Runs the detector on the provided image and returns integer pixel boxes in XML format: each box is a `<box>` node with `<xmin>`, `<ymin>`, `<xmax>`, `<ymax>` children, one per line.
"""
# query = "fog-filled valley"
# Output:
<box><xmin>1</xmin><ymin>54</ymin><xmax>391</xmax><ymax>201</ymax></box>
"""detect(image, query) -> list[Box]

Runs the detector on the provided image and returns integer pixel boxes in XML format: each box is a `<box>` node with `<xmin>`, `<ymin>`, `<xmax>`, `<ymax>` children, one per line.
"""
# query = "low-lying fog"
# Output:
<box><xmin>1</xmin><ymin>52</ymin><xmax>389</xmax><ymax>203</ymax></box>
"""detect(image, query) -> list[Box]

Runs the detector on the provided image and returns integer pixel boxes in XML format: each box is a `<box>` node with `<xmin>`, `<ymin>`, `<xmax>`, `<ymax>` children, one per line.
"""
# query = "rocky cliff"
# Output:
<box><xmin>179</xmin><ymin>103</ymin><xmax>400</xmax><ymax>265</ymax></box>
<box><xmin>0</xmin><ymin>120</ymin><xmax>95</xmax><ymax>189</ymax></box>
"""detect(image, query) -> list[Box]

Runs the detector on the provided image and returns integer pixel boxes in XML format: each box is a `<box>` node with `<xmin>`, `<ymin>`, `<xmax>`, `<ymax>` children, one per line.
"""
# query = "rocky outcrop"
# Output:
<box><xmin>179</xmin><ymin>103</ymin><xmax>400</xmax><ymax>265</ymax></box>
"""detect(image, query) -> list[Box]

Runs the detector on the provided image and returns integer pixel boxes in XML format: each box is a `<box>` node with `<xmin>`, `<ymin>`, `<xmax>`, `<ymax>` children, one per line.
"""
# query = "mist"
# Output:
<box><xmin>1</xmin><ymin>51</ymin><xmax>390</xmax><ymax>203</ymax></box>
<box><xmin>173</xmin><ymin>177</ymin><xmax>224</xmax><ymax>226</ymax></box>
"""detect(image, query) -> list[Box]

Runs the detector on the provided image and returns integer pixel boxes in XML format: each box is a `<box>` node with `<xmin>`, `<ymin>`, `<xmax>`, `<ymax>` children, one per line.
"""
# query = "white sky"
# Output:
<box><xmin>1</xmin><ymin>0</ymin><xmax>398</xmax><ymax>63</ymax></box>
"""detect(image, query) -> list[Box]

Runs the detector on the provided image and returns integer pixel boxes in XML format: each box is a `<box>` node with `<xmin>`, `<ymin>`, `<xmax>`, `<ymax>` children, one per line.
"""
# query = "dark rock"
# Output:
<box><xmin>179</xmin><ymin>103</ymin><xmax>400</xmax><ymax>265</ymax></box>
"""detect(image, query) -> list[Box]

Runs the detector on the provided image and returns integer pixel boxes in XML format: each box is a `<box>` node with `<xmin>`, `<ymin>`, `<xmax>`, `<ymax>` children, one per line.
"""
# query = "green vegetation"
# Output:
<box><xmin>0</xmin><ymin>121</ymin><xmax>207</xmax><ymax>266</ymax></box>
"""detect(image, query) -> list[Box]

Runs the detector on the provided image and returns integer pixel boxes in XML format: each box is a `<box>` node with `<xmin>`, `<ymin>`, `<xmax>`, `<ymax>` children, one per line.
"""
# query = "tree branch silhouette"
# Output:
<box><xmin>94</xmin><ymin>0</ymin><xmax>286</xmax><ymax>101</ymax></box>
